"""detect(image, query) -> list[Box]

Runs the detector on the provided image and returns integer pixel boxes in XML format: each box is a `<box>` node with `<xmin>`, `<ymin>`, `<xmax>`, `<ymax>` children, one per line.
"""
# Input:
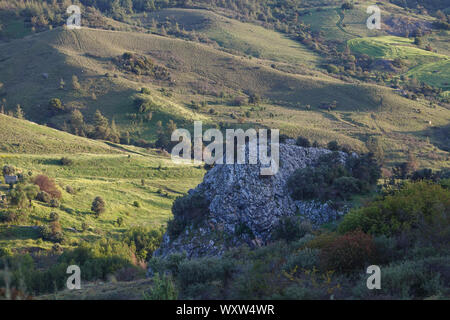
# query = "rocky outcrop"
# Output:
<box><xmin>155</xmin><ymin>143</ymin><xmax>349</xmax><ymax>258</ymax></box>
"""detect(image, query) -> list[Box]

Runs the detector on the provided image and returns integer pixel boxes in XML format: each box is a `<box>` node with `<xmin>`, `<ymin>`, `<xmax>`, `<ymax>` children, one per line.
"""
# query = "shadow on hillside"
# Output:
<box><xmin>0</xmin><ymin>225</ymin><xmax>40</xmax><ymax>241</ymax></box>
<box><xmin>413</xmin><ymin>123</ymin><xmax>450</xmax><ymax>152</ymax></box>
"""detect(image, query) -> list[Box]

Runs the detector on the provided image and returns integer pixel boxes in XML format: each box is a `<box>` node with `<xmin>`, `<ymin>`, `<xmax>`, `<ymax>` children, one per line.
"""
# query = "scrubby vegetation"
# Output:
<box><xmin>0</xmin><ymin>0</ymin><xmax>448</xmax><ymax>301</ymax></box>
<box><xmin>288</xmin><ymin>151</ymin><xmax>380</xmax><ymax>202</ymax></box>
<box><xmin>148</xmin><ymin>179</ymin><xmax>449</xmax><ymax>300</ymax></box>
<box><xmin>167</xmin><ymin>193</ymin><xmax>210</xmax><ymax>238</ymax></box>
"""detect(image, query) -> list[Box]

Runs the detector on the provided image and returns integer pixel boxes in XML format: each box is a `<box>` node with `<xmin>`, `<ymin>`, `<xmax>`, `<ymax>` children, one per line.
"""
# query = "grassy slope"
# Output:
<box><xmin>137</xmin><ymin>8</ymin><xmax>320</xmax><ymax>66</ymax></box>
<box><xmin>0</xmin><ymin>115</ymin><xmax>205</xmax><ymax>252</ymax></box>
<box><xmin>0</xmin><ymin>26</ymin><xmax>448</xmax><ymax>167</ymax></box>
<box><xmin>0</xmin><ymin>26</ymin><xmax>433</xmax><ymax>112</ymax></box>
<box><xmin>0</xmin><ymin>114</ymin><xmax>117</xmax><ymax>154</ymax></box>
<box><xmin>349</xmin><ymin>36</ymin><xmax>450</xmax><ymax>91</ymax></box>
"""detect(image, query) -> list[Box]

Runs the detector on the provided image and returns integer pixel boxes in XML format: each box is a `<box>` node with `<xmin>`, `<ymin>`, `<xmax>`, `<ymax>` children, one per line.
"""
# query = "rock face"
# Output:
<box><xmin>155</xmin><ymin>143</ymin><xmax>348</xmax><ymax>258</ymax></box>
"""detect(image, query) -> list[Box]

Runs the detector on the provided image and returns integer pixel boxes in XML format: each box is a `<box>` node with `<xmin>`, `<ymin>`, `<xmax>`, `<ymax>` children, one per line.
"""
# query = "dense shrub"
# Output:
<box><xmin>167</xmin><ymin>193</ymin><xmax>210</xmax><ymax>238</ymax></box>
<box><xmin>8</xmin><ymin>187</ymin><xmax>28</xmax><ymax>208</ymax></box>
<box><xmin>114</xmin><ymin>52</ymin><xmax>170</xmax><ymax>80</ymax></box>
<box><xmin>305</xmin><ymin>232</ymin><xmax>338</xmax><ymax>250</ymax></box>
<box><xmin>327</xmin><ymin>140</ymin><xmax>339</xmax><ymax>151</ymax></box>
<box><xmin>50</xmin><ymin>199</ymin><xmax>60</xmax><ymax>208</ymax></box>
<box><xmin>296</xmin><ymin>136</ymin><xmax>311</xmax><ymax>148</ymax></box>
<box><xmin>39</xmin><ymin>221</ymin><xmax>64</xmax><ymax>243</ymax></box>
<box><xmin>288</xmin><ymin>152</ymin><xmax>380</xmax><ymax>202</ymax></box>
<box><xmin>320</xmin><ymin>231</ymin><xmax>375</xmax><ymax>273</ymax></box>
<box><xmin>0</xmin><ymin>210</ymin><xmax>21</xmax><ymax>224</ymax></box>
<box><xmin>2</xmin><ymin>165</ymin><xmax>15</xmax><ymax>176</ymax></box>
<box><xmin>0</xmin><ymin>247</ymin><xmax>12</xmax><ymax>258</ymax></box>
<box><xmin>49</xmin><ymin>212</ymin><xmax>59</xmax><ymax>222</ymax></box>
<box><xmin>271</xmin><ymin>216</ymin><xmax>312</xmax><ymax>242</ymax></box>
<box><xmin>36</xmin><ymin>191</ymin><xmax>51</xmax><ymax>203</ymax></box>
<box><xmin>91</xmin><ymin>196</ymin><xmax>106</xmax><ymax>216</ymax></box>
<box><xmin>332</xmin><ymin>176</ymin><xmax>361</xmax><ymax>200</ymax></box>
<box><xmin>338</xmin><ymin>182</ymin><xmax>450</xmax><ymax>237</ymax></box>
<box><xmin>140</xmin><ymin>87</ymin><xmax>152</xmax><ymax>95</ymax></box>
<box><xmin>58</xmin><ymin>240</ymin><xmax>134</xmax><ymax>281</ymax></box>
<box><xmin>326</xmin><ymin>64</ymin><xmax>339</xmax><ymax>74</ymax></box>
<box><xmin>177</xmin><ymin>257</ymin><xmax>236</xmax><ymax>299</ymax></box>
<box><xmin>122</xmin><ymin>227</ymin><xmax>164</xmax><ymax>262</ymax></box>
<box><xmin>60</xmin><ymin>157</ymin><xmax>73</xmax><ymax>166</ymax></box>
<box><xmin>283</xmin><ymin>248</ymin><xmax>320</xmax><ymax>272</ymax></box>
<box><xmin>33</xmin><ymin>175</ymin><xmax>61</xmax><ymax>199</ymax></box>
<box><xmin>148</xmin><ymin>253</ymin><xmax>187</xmax><ymax>278</ymax></box>
<box><xmin>144</xmin><ymin>273</ymin><xmax>178</xmax><ymax>300</ymax></box>
<box><xmin>48</xmin><ymin>98</ymin><xmax>64</xmax><ymax>113</ymax></box>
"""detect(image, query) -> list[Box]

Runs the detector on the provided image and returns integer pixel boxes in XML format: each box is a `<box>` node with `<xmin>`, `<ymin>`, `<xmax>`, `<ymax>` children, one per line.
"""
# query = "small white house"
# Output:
<box><xmin>4</xmin><ymin>175</ymin><xmax>18</xmax><ymax>185</ymax></box>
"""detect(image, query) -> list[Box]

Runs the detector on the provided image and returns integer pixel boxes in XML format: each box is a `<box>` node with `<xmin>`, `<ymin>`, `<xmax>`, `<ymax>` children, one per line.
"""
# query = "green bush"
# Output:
<box><xmin>271</xmin><ymin>216</ymin><xmax>312</xmax><ymax>242</ymax></box>
<box><xmin>326</xmin><ymin>64</ymin><xmax>339</xmax><ymax>74</ymax></box>
<box><xmin>177</xmin><ymin>257</ymin><xmax>236</xmax><ymax>299</ymax></box>
<box><xmin>338</xmin><ymin>182</ymin><xmax>450</xmax><ymax>237</ymax></box>
<box><xmin>39</xmin><ymin>223</ymin><xmax>64</xmax><ymax>243</ymax></box>
<box><xmin>48</xmin><ymin>98</ymin><xmax>64</xmax><ymax>113</ymax></box>
<box><xmin>283</xmin><ymin>248</ymin><xmax>320</xmax><ymax>271</ymax></box>
<box><xmin>91</xmin><ymin>196</ymin><xmax>106</xmax><ymax>216</ymax></box>
<box><xmin>2</xmin><ymin>165</ymin><xmax>15</xmax><ymax>176</ymax></box>
<box><xmin>288</xmin><ymin>152</ymin><xmax>380</xmax><ymax>202</ymax></box>
<box><xmin>122</xmin><ymin>227</ymin><xmax>163</xmax><ymax>262</ymax></box>
<box><xmin>144</xmin><ymin>273</ymin><xmax>178</xmax><ymax>300</ymax></box>
<box><xmin>167</xmin><ymin>193</ymin><xmax>210</xmax><ymax>238</ymax></box>
<box><xmin>60</xmin><ymin>157</ymin><xmax>73</xmax><ymax>166</ymax></box>
<box><xmin>296</xmin><ymin>136</ymin><xmax>311</xmax><ymax>147</ymax></box>
<box><xmin>332</xmin><ymin>176</ymin><xmax>361</xmax><ymax>200</ymax></box>
<box><xmin>0</xmin><ymin>247</ymin><xmax>12</xmax><ymax>258</ymax></box>
<box><xmin>49</xmin><ymin>212</ymin><xmax>59</xmax><ymax>222</ymax></box>
<box><xmin>140</xmin><ymin>87</ymin><xmax>152</xmax><ymax>95</ymax></box>
<box><xmin>50</xmin><ymin>199</ymin><xmax>60</xmax><ymax>208</ymax></box>
<box><xmin>36</xmin><ymin>191</ymin><xmax>51</xmax><ymax>203</ymax></box>
<box><xmin>327</xmin><ymin>141</ymin><xmax>339</xmax><ymax>151</ymax></box>
<box><xmin>148</xmin><ymin>253</ymin><xmax>187</xmax><ymax>278</ymax></box>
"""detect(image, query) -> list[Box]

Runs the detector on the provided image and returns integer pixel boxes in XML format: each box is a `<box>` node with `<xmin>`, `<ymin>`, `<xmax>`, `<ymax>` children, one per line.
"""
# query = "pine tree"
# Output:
<box><xmin>15</xmin><ymin>105</ymin><xmax>24</xmax><ymax>119</ymax></box>
<box><xmin>94</xmin><ymin>110</ymin><xmax>108</xmax><ymax>128</ymax></box>
<box><xmin>70</xmin><ymin>109</ymin><xmax>84</xmax><ymax>134</ymax></box>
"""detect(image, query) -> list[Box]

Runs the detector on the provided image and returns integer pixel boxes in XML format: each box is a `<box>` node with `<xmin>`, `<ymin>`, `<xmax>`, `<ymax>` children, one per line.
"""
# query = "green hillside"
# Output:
<box><xmin>137</xmin><ymin>8</ymin><xmax>321</xmax><ymax>66</ymax></box>
<box><xmin>0</xmin><ymin>114</ymin><xmax>205</xmax><ymax>252</ymax></box>
<box><xmin>349</xmin><ymin>35</ymin><xmax>450</xmax><ymax>93</ymax></box>
<box><xmin>0</xmin><ymin>114</ymin><xmax>117</xmax><ymax>154</ymax></box>
<box><xmin>0</xmin><ymin>27</ymin><xmax>448</xmax><ymax>167</ymax></box>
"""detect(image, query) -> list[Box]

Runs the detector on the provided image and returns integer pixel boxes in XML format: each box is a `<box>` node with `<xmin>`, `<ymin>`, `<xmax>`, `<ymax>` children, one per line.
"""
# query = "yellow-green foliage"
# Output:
<box><xmin>142</xmin><ymin>8</ymin><xmax>320</xmax><ymax>65</ymax></box>
<box><xmin>0</xmin><ymin>116</ymin><xmax>205</xmax><ymax>252</ymax></box>
<box><xmin>338</xmin><ymin>181</ymin><xmax>450</xmax><ymax>236</ymax></box>
<box><xmin>348</xmin><ymin>36</ymin><xmax>450</xmax><ymax>90</ymax></box>
<box><xmin>0</xmin><ymin>114</ymin><xmax>117</xmax><ymax>154</ymax></box>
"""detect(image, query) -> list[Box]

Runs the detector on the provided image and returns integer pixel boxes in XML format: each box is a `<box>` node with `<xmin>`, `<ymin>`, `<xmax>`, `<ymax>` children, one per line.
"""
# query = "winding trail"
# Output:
<box><xmin>336</xmin><ymin>8</ymin><xmax>361</xmax><ymax>38</ymax></box>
